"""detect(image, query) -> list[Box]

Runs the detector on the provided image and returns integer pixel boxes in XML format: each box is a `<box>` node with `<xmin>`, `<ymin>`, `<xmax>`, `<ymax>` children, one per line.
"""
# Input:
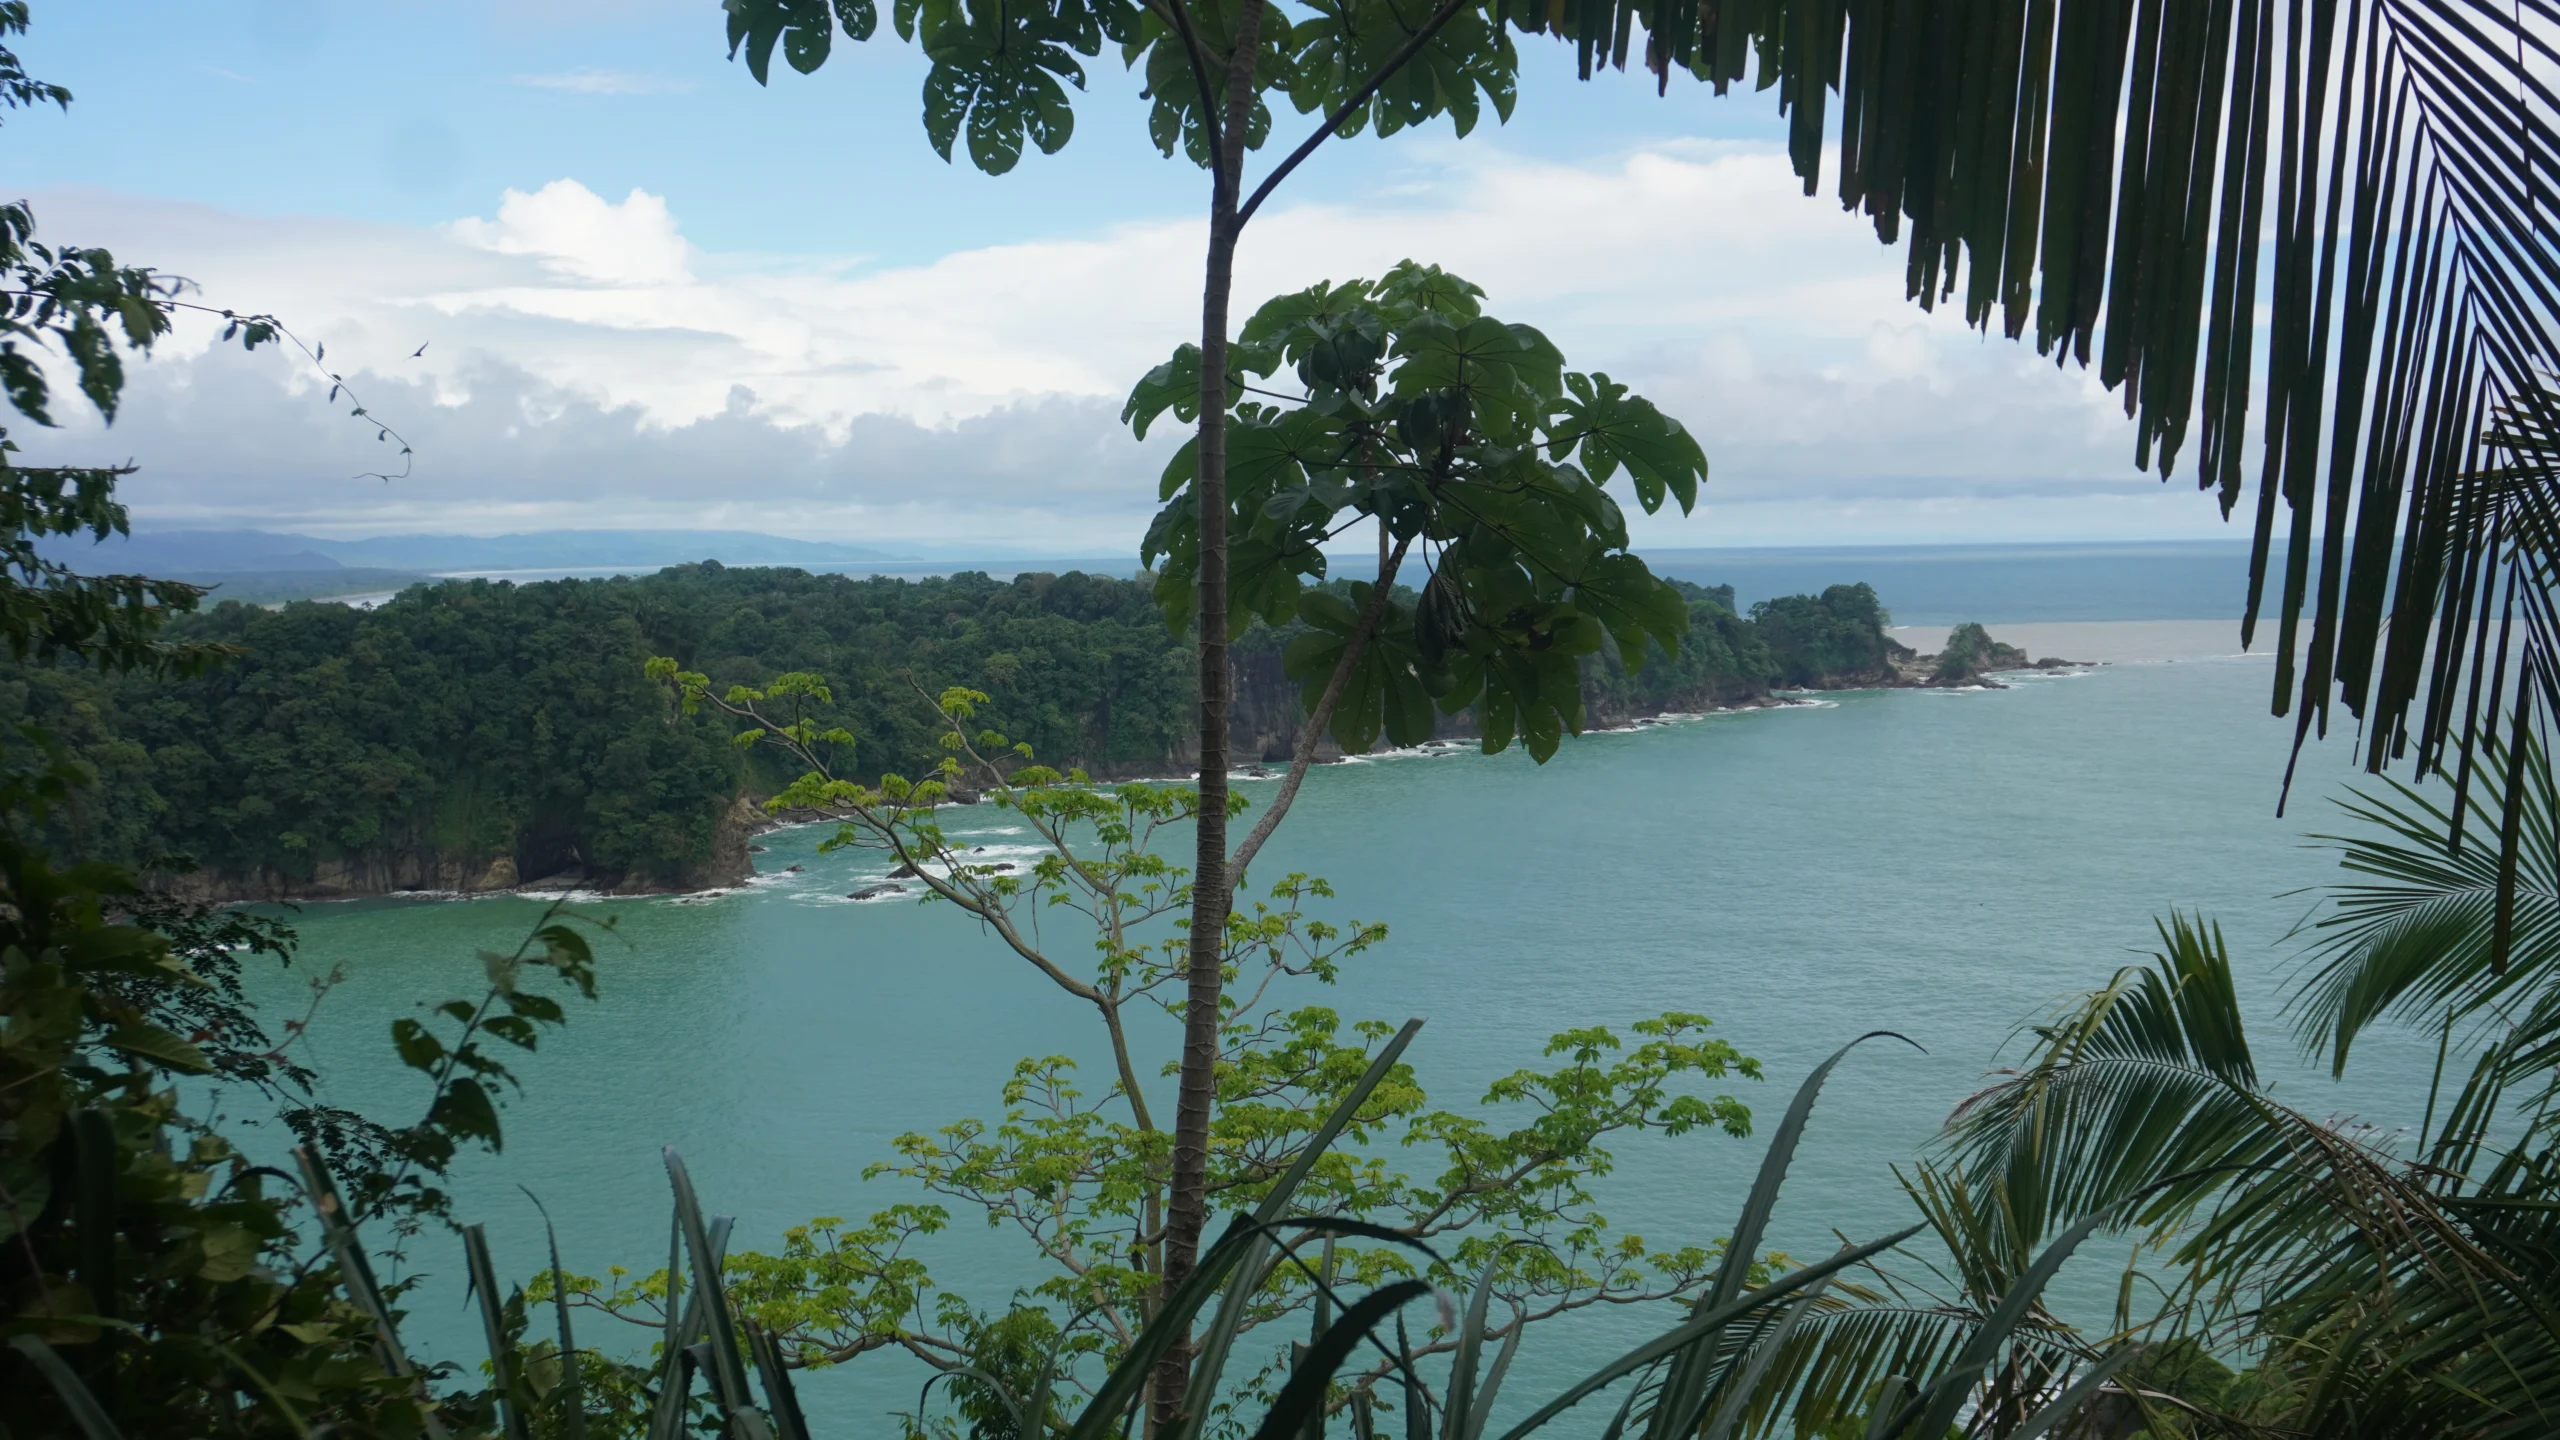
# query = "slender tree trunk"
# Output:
<box><xmin>1154</xmin><ymin>3</ymin><xmax>1267</xmax><ymax>1429</ymax></box>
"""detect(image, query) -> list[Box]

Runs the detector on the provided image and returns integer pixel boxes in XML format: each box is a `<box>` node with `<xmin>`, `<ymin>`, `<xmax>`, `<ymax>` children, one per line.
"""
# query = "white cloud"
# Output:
<box><xmin>14</xmin><ymin>143</ymin><xmax>2233</xmax><ymax>549</ymax></box>
<box><xmin>512</xmin><ymin>68</ymin><xmax>696</xmax><ymax>95</ymax></box>
<box><xmin>447</xmin><ymin>180</ymin><xmax>695</xmax><ymax>285</ymax></box>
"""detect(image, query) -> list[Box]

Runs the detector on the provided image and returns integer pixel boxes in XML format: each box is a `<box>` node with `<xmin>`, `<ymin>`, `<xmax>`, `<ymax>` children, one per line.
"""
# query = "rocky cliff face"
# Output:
<box><xmin>1893</xmin><ymin>623</ymin><xmax>2089</xmax><ymax>689</ymax></box>
<box><xmin>166</xmin><ymin>649</ymin><xmax>1794</xmax><ymax>902</ymax></box>
<box><xmin>1146</xmin><ymin>646</ymin><xmax>1782</xmax><ymax>773</ymax></box>
<box><xmin>162</xmin><ymin>792</ymin><xmax>763</xmax><ymax>904</ymax></box>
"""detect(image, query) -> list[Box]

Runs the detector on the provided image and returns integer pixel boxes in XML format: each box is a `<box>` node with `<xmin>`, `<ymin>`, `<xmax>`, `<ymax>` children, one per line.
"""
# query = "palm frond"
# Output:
<box><xmin>1708</xmin><ymin>1166</ymin><xmax>2097</xmax><ymax>1439</ymax></box>
<box><xmin>2297</xmin><ymin>733</ymin><xmax>2560</xmax><ymax>1086</ymax></box>
<box><xmin>1552</xmin><ymin>0</ymin><xmax>2560</xmax><ymax>786</ymax></box>
<box><xmin>1940</xmin><ymin>911</ymin><xmax>2560</xmax><ymax>1436</ymax></box>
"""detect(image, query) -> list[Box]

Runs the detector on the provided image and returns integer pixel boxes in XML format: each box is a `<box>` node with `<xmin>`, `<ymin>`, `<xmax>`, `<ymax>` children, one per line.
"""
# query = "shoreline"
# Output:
<box><xmin>208</xmin><ymin>625</ymin><xmax>2242</xmax><ymax>910</ymax></box>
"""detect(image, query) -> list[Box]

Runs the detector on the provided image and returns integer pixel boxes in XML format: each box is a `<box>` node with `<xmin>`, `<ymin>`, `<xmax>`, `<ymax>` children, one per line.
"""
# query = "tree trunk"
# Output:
<box><xmin>1154</xmin><ymin>3</ymin><xmax>1267</xmax><ymax>1429</ymax></box>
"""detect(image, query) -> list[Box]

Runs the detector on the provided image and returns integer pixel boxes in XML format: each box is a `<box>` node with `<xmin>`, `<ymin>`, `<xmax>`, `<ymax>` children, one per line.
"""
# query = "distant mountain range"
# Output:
<box><xmin>37</xmin><ymin>528</ymin><xmax>912</xmax><ymax>575</ymax></box>
<box><xmin>35</xmin><ymin>528</ymin><xmax>2280</xmax><ymax>623</ymax></box>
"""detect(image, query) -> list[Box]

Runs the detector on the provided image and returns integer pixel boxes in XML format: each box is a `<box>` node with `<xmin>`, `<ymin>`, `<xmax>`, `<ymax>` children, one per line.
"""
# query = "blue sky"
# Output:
<box><xmin>9</xmin><ymin>0</ymin><xmax>2245</xmax><ymax>551</ymax></box>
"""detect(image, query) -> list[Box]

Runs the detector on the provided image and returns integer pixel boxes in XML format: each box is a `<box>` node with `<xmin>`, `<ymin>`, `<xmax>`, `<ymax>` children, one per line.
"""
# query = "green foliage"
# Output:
<box><xmin>721</xmin><ymin>0</ymin><xmax>1522</xmax><ymax>179</ymax></box>
<box><xmin>0</xmin><ymin>828</ymin><xmax>403</xmax><ymax>1434</ymax></box>
<box><xmin>1580</xmin><ymin>583</ymin><xmax>1774</xmax><ymax>717</ymax></box>
<box><xmin>577</xmin><ymin>671</ymin><xmax>1772</xmax><ymax>1423</ymax></box>
<box><xmin>1131</xmin><ymin>263</ymin><xmax>1703</xmax><ymax>762</ymax></box>
<box><xmin>1748</xmin><ymin>585</ymin><xmax>1892</xmax><ymax>688</ymax></box>
<box><xmin>0</xmin><ymin>199</ymin><xmax>219</xmax><ymax>675</ymax></box>
<box><xmin>1902</xmin><ymin>740</ymin><xmax>2560</xmax><ymax>1439</ymax></box>
<box><xmin>13</xmin><ymin>565</ymin><xmax>1892</xmax><ymax>893</ymax></box>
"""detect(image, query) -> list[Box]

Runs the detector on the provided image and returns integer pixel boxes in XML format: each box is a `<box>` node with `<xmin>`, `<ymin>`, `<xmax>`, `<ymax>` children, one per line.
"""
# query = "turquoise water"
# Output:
<box><xmin>242</xmin><ymin>644</ymin><xmax>2436</xmax><ymax>1427</ymax></box>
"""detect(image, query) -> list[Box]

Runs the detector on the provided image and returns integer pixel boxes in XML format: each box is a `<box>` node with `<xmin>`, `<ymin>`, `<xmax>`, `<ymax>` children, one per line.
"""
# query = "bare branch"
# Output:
<box><xmin>1229</xmin><ymin>532</ymin><xmax>1413</xmax><ymax>876</ymax></box>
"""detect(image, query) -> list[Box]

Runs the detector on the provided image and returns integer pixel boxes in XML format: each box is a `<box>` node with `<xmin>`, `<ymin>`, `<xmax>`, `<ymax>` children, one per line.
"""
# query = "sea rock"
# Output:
<box><xmin>695</xmin><ymin>792</ymin><xmax>763</xmax><ymax>890</ymax></box>
<box><xmin>749</xmin><ymin>844</ymin><xmax>769</xmax><ymax>853</ymax></box>
<box><xmin>472</xmin><ymin>855</ymin><xmax>519</xmax><ymax>892</ymax></box>
<box><xmin>783</xmin><ymin>864</ymin><xmax>804</xmax><ymax>873</ymax></box>
<box><xmin>888</xmin><ymin>862</ymin><xmax>924</xmax><ymax>879</ymax></box>
<box><xmin>847</xmin><ymin>883</ymin><xmax>905</xmax><ymax>901</ymax></box>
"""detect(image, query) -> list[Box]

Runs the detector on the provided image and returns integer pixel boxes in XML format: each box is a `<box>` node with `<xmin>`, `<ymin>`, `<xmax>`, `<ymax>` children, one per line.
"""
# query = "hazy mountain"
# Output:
<box><xmin>37</xmin><ymin>528</ymin><xmax>908</xmax><ymax>574</ymax></box>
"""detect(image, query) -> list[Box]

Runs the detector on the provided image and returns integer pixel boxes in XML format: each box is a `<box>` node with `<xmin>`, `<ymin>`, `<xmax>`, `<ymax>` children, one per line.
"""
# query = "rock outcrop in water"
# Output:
<box><xmin>1891</xmin><ymin>622</ymin><xmax>2088</xmax><ymax>689</ymax></box>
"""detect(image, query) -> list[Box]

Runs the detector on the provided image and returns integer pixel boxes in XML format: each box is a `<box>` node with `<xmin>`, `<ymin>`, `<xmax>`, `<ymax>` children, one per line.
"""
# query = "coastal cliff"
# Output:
<box><xmin>14</xmin><ymin>566</ymin><xmax>1913</xmax><ymax>903</ymax></box>
<box><xmin>156</xmin><ymin>793</ymin><xmax>765</xmax><ymax>903</ymax></box>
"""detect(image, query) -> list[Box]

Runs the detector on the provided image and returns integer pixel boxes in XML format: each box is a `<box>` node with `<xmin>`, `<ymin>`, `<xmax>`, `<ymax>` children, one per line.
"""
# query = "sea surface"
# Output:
<box><xmin>233</xmin><ymin>617</ymin><xmax>2440</xmax><ymax>1430</ymax></box>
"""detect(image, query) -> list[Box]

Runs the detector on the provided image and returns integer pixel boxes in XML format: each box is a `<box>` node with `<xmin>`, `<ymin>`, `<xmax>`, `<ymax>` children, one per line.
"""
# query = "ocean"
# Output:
<box><xmin>228</xmin><ymin>598</ymin><xmax>2440</xmax><ymax>1430</ymax></box>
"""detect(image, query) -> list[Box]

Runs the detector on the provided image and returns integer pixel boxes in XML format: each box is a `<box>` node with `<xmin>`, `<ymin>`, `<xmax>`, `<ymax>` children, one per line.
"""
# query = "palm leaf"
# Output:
<box><xmin>1551</xmin><ymin>0</ymin><xmax>2560</xmax><ymax>792</ymax></box>
<box><xmin>2297</xmin><ymin>733</ymin><xmax>2560</xmax><ymax>1078</ymax></box>
<box><xmin>1712</xmin><ymin>1166</ymin><xmax>2094</xmax><ymax>1439</ymax></box>
<box><xmin>1943</xmin><ymin>910</ymin><xmax>2560</xmax><ymax>1435</ymax></box>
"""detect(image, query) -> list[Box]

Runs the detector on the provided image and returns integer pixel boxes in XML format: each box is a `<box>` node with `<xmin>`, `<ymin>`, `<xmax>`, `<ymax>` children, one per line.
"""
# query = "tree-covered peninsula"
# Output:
<box><xmin>6</xmin><ymin>564</ymin><xmax>1899</xmax><ymax>900</ymax></box>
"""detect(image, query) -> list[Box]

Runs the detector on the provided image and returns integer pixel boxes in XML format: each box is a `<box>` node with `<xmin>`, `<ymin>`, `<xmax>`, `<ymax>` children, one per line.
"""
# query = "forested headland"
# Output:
<box><xmin>5</xmin><ymin>563</ymin><xmax>1900</xmax><ymax>900</ymax></box>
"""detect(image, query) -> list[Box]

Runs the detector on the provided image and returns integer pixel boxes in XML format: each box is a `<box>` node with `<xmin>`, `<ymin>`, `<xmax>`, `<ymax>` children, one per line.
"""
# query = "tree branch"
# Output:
<box><xmin>1229</xmin><ymin>532</ymin><xmax>1413</xmax><ymax>877</ymax></box>
<box><xmin>1234</xmin><ymin>0</ymin><xmax>1471</xmax><ymax>227</ymax></box>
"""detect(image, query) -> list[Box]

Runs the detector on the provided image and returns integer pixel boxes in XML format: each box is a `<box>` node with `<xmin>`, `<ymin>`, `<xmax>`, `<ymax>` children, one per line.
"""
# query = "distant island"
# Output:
<box><xmin>8</xmin><ymin>564</ymin><xmax>2059</xmax><ymax>903</ymax></box>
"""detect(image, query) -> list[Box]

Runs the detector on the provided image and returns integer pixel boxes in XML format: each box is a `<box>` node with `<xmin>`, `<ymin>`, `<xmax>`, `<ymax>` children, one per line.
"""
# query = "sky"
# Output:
<box><xmin>6</xmin><ymin>0</ymin><xmax>2254</xmax><ymax>553</ymax></box>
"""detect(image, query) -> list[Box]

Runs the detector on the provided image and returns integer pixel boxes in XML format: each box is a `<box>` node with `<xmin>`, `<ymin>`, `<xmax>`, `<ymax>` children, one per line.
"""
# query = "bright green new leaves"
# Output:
<box><xmin>1129</xmin><ymin>261</ymin><xmax>1705</xmax><ymax>761</ymax></box>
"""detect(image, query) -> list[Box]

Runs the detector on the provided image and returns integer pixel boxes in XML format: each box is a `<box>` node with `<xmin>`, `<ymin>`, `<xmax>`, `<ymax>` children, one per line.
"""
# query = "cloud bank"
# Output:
<box><xmin>16</xmin><ymin>142</ymin><xmax>2231</xmax><ymax>550</ymax></box>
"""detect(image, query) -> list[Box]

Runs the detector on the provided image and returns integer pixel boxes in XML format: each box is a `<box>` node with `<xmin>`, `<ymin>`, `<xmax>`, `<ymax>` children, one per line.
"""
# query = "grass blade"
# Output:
<box><xmin>1177</xmin><ymin>1229</ymin><xmax>1277</xmax><ymax>1436</ymax></box>
<box><xmin>1064</xmin><ymin>1216</ymin><xmax>1261</xmax><ymax>1440</ymax></box>
<box><xmin>1399</xmin><ymin>1315</ymin><xmax>1430</xmax><ymax>1440</ymax></box>
<box><xmin>1490</xmin><ymin>1223</ymin><xmax>1923</xmax><ymax>1440</ymax></box>
<box><xmin>1714</xmin><ymin>1032</ymin><xmax>1917</xmax><ymax>1313</ymax></box>
<box><xmin>1859</xmin><ymin>1377</ymin><xmax>1909</xmax><ymax>1440</ymax></box>
<box><xmin>1695</xmin><ymin>1272</ymin><xmax>1837</xmax><ymax>1440</ymax></box>
<box><xmin>522</xmin><ymin>1189</ymin><xmax>588</xmax><ymax>1440</ymax></box>
<box><xmin>1896</xmin><ymin>1203</ymin><xmax>2122</xmax><ymax>1439</ymax></box>
<box><xmin>1080</xmin><ymin>1019</ymin><xmax>1428</xmax><ymax>1440</ymax></box>
<box><xmin>1595</xmin><ymin>1378</ymin><xmax>1640</xmax><ymax>1440</ymax></box>
<box><xmin>293</xmin><ymin>1145</ymin><xmax>451</xmax><ymax>1440</ymax></box>
<box><xmin>463</xmin><ymin>1223</ymin><xmax>532</xmax><ymax>1440</ymax></box>
<box><xmin>1442</xmin><ymin>1249</ymin><xmax>1509</xmax><ymax>1440</ymax></box>
<box><xmin>648</xmin><ymin>1214</ymin><xmax>730</xmax><ymax>1440</ymax></box>
<box><xmin>746</xmin><ymin>1322</ymin><xmax>812</xmax><ymax>1440</ymax></box>
<box><xmin>922</xmin><ymin>1362</ymin><xmax>1030</xmax><ymax>1438</ymax></box>
<box><xmin>662</xmin><ymin>1148</ymin><xmax>769</xmax><ymax>1440</ymax></box>
<box><xmin>8</xmin><ymin>1334</ymin><xmax>126</xmax><ymax>1440</ymax></box>
<box><xmin>1257</xmin><ymin>1018</ymin><xmax>1423</xmax><ymax>1227</ymax></box>
<box><xmin>1464</xmin><ymin>1310</ymin><xmax>1522</xmax><ymax>1440</ymax></box>
<box><xmin>1249</xmin><ymin>1282</ymin><xmax>1433</xmax><ymax>1440</ymax></box>
<box><xmin>1652</xmin><ymin>1032</ymin><xmax>1917</xmax><ymax>1439</ymax></box>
